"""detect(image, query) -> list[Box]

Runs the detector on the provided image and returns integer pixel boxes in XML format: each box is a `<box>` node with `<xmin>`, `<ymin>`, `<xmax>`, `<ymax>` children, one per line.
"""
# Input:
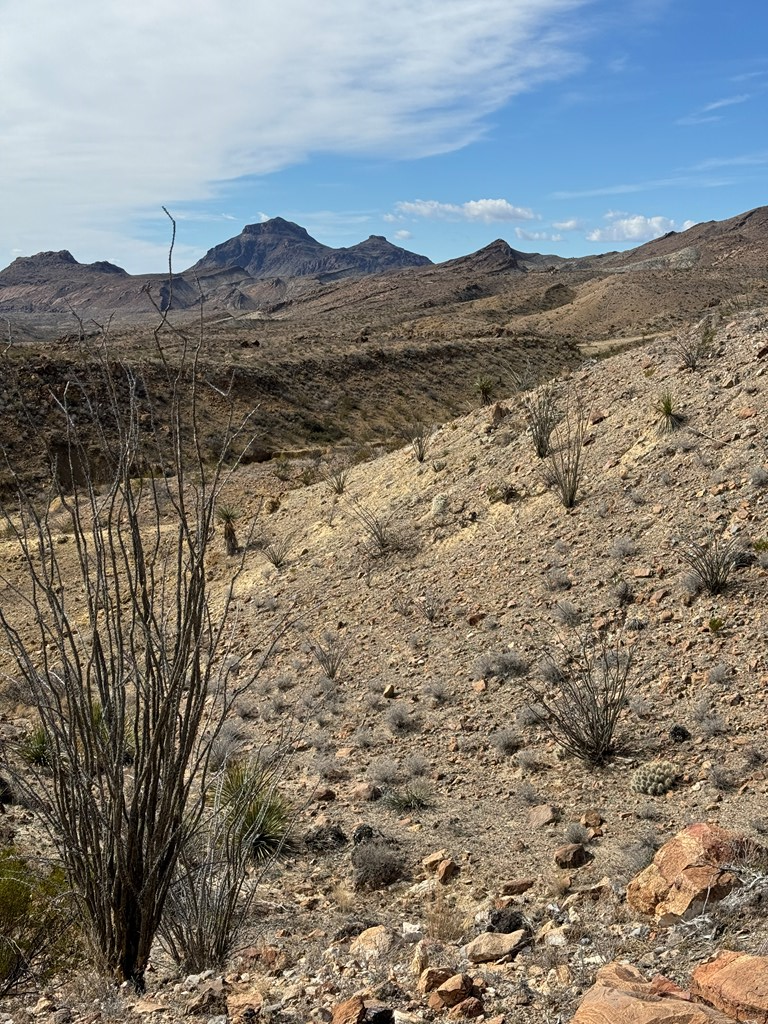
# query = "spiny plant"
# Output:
<box><xmin>309</xmin><ymin>630</ymin><xmax>349</xmax><ymax>681</ymax></box>
<box><xmin>523</xmin><ymin>385</ymin><xmax>560</xmax><ymax>458</ymax></box>
<box><xmin>216</xmin><ymin>505</ymin><xmax>240</xmax><ymax>556</ymax></box>
<box><xmin>632</xmin><ymin>760</ymin><xmax>678</xmax><ymax>796</ymax></box>
<box><xmin>680</xmin><ymin>533</ymin><xmax>737</xmax><ymax>596</ymax></box>
<box><xmin>655</xmin><ymin>389</ymin><xmax>685</xmax><ymax>433</ymax></box>
<box><xmin>403</xmin><ymin>421</ymin><xmax>434</xmax><ymax>463</ymax></box>
<box><xmin>542</xmin><ymin>398</ymin><xmax>589</xmax><ymax>509</ymax></box>
<box><xmin>474</xmin><ymin>375</ymin><xmax>495</xmax><ymax>406</ymax></box>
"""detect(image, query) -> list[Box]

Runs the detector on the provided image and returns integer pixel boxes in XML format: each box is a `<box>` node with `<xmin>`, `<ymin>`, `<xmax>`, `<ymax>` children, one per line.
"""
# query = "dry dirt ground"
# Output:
<box><xmin>1</xmin><ymin>307</ymin><xmax>768</xmax><ymax>1022</ymax></box>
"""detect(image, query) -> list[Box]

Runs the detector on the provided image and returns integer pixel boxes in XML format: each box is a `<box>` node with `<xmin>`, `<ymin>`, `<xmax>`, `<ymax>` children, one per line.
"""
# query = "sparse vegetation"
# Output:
<box><xmin>351</xmin><ymin>839</ymin><xmax>406</xmax><ymax>891</ymax></box>
<box><xmin>655</xmin><ymin>389</ymin><xmax>685</xmax><ymax>433</ymax></box>
<box><xmin>309</xmin><ymin>630</ymin><xmax>349</xmax><ymax>681</ymax></box>
<box><xmin>527</xmin><ymin>631</ymin><xmax>632</xmax><ymax>765</ymax></box>
<box><xmin>680</xmin><ymin>532</ymin><xmax>737</xmax><ymax>595</ymax></box>
<box><xmin>542</xmin><ymin>398</ymin><xmax>589</xmax><ymax>508</ymax></box>
<box><xmin>403</xmin><ymin>420</ymin><xmax>434</xmax><ymax>463</ymax></box>
<box><xmin>262</xmin><ymin>533</ymin><xmax>293</xmax><ymax>568</ymax></box>
<box><xmin>217</xmin><ymin>504</ymin><xmax>240</xmax><ymax>555</ymax></box>
<box><xmin>523</xmin><ymin>385</ymin><xmax>560</xmax><ymax>458</ymax></box>
<box><xmin>632</xmin><ymin>760</ymin><xmax>678</xmax><ymax>796</ymax></box>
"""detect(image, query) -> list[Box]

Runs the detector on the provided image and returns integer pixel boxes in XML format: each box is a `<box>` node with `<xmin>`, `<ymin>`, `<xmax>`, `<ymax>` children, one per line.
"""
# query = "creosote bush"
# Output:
<box><xmin>0</xmin><ymin>851</ymin><xmax>73</xmax><ymax>996</ymax></box>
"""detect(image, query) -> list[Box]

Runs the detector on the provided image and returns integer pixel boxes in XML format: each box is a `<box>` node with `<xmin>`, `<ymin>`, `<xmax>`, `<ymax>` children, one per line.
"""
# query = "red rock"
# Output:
<box><xmin>431</xmin><ymin>974</ymin><xmax>474</xmax><ymax>1008</ymax></box>
<box><xmin>691</xmin><ymin>950</ymin><xmax>768</xmax><ymax>1023</ymax></box>
<box><xmin>571</xmin><ymin>962</ymin><xmax>732</xmax><ymax>1023</ymax></box>
<box><xmin>554</xmin><ymin>843</ymin><xmax>590</xmax><ymax>869</ymax></box>
<box><xmin>418</xmin><ymin>967</ymin><xmax>454</xmax><ymax>994</ymax></box>
<box><xmin>331</xmin><ymin>996</ymin><xmax>366</xmax><ymax>1024</ymax></box>
<box><xmin>626</xmin><ymin>823</ymin><xmax>758</xmax><ymax>924</ymax></box>
<box><xmin>529</xmin><ymin>803</ymin><xmax>560</xmax><ymax>827</ymax></box>
<box><xmin>448</xmin><ymin>996</ymin><xmax>484</xmax><ymax>1018</ymax></box>
<box><xmin>436</xmin><ymin>857</ymin><xmax>460</xmax><ymax>884</ymax></box>
<box><xmin>500</xmin><ymin>877</ymin><xmax>535</xmax><ymax>895</ymax></box>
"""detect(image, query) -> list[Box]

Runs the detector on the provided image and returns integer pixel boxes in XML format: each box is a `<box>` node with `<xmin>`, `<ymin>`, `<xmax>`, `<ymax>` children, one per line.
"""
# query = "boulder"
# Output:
<box><xmin>571</xmin><ymin>962</ymin><xmax>733</xmax><ymax>1023</ymax></box>
<box><xmin>691</xmin><ymin>950</ymin><xmax>768</xmax><ymax>1023</ymax></box>
<box><xmin>529</xmin><ymin>804</ymin><xmax>560</xmax><ymax>827</ymax></box>
<box><xmin>554</xmin><ymin>843</ymin><xmax>590</xmax><ymax>869</ymax></box>
<box><xmin>464</xmin><ymin>930</ymin><xmax>527</xmax><ymax>964</ymax></box>
<box><xmin>417</xmin><ymin>967</ymin><xmax>454</xmax><ymax>994</ymax></box>
<box><xmin>350</xmin><ymin>925</ymin><xmax>395</xmax><ymax>959</ymax></box>
<box><xmin>428</xmin><ymin>974</ymin><xmax>474</xmax><ymax>1009</ymax></box>
<box><xmin>626</xmin><ymin>823</ymin><xmax>756</xmax><ymax>925</ymax></box>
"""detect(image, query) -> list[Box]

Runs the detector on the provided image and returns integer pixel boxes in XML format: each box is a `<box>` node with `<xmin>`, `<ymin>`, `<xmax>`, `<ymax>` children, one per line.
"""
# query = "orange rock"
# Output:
<box><xmin>626</xmin><ymin>823</ymin><xmax>757</xmax><ymax>924</ymax></box>
<box><xmin>418</xmin><ymin>967</ymin><xmax>454</xmax><ymax>994</ymax></box>
<box><xmin>571</xmin><ymin>962</ymin><xmax>732</xmax><ymax>1023</ymax></box>
<box><xmin>431</xmin><ymin>973</ymin><xmax>474</xmax><ymax>1008</ymax></box>
<box><xmin>691</xmin><ymin>950</ymin><xmax>768</xmax><ymax>1023</ymax></box>
<box><xmin>330</xmin><ymin>996</ymin><xmax>366</xmax><ymax>1024</ymax></box>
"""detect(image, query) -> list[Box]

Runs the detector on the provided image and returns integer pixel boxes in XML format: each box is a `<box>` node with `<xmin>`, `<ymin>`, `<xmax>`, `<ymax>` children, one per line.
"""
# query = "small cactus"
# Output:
<box><xmin>632</xmin><ymin>760</ymin><xmax>678</xmax><ymax>796</ymax></box>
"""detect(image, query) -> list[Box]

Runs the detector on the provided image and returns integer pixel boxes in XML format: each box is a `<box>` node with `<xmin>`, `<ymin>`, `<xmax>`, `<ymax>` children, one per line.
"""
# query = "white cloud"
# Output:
<box><xmin>395</xmin><ymin>199</ymin><xmax>537</xmax><ymax>222</ymax></box>
<box><xmin>552</xmin><ymin>218</ymin><xmax>582</xmax><ymax>230</ymax></box>
<box><xmin>701</xmin><ymin>94</ymin><xmax>750</xmax><ymax>112</ymax></box>
<box><xmin>0</xmin><ymin>0</ymin><xmax>589</xmax><ymax>270</ymax></box>
<box><xmin>394</xmin><ymin>230</ymin><xmax>413</xmax><ymax>240</ymax></box>
<box><xmin>586</xmin><ymin>212</ymin><xmax>694</xmax><ymax>243</ymax></box>
<box><xmin>514</xmin><ymin>228</ymin><xmax>562</xmax><ymax>242</ymax></box>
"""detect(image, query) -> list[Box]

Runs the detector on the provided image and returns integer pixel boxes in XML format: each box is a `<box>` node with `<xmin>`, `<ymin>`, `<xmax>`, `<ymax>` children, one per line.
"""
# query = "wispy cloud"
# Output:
<box><xmin>691</xmin><ymin>151</ymin><xmax>768</xmax><ymax>171</ymax></box>
<box><xmin>552</xmin><ymin>218</ymin><xmax>583</xmax><ymax>231</ymax></box>
<box><xmin>0</xmin><ymin>0</ymin><xmax>591</xmax><ymax>270</ymax></box>
<box><xmin>394</xmin><ymin>230</ymin><xmax>413</xmax><ymax>241</ymax></box>
<box><xmin>394</xmin><ymin>199</ymin><xmax>537</xmax><ymax>222</ymax></box>
<box><xmin>586</xmin><ymin>211</ymin><xmax>695</xmax><ymax>243</ymax></box>
<box><xmin>701</xmin><ymin>94</ymin><xmax>750</xmax><ymax>112</ymax></box>
<box><xmin>677</xmin><ymin>93</ymin><xmax>751</xmax><ymax>125</ymax></box>
<box><xmin>554</xmin><ymin>174</ymin><xmax>732</xmax><ymax>199</ymax></box>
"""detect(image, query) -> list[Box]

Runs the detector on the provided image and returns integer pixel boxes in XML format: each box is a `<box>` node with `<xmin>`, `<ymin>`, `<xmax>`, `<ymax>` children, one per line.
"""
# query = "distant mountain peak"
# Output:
<box><xmin>191</xmin><ymin>219</ymin><xmax>431</xmax><ymax>279</ymax></box>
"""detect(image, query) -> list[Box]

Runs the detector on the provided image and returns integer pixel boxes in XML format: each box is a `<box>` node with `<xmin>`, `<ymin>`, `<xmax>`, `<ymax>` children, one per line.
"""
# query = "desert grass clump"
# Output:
<box><xmin>404</xmin><ymin>421</ymin><xmax>434</xmax><ymax>463</ymax></box>
<box><xmin>309</xmin><ymin>630</ymin><xmax>349</xmax><ymax>682</ymax></box>
<box><xmin>472</xmin><ymin>650</ymin><xmax>528</xmax><ymax>681</ymax></box>
<box><xmin>216</xmin><ymin>505</ymin><xmax>240</xmax><ymax>555</ymax></box>
<box><xmin>321</xmin><ymin>462</ymin><xmax>350</xmax><ymax>495</ymax></box>
<box><xmin>542</xmin><ymin>398</ymin><xmax>589</xmax><ymax>509</ymax></box>
<box><xmin>552</xmin><ymin>600</ymin><xmax>581</xmax><ymax>627</ymax></box>
<box><xmin>492</xmin><ymin>728</ymin><xmax>523</xmax><ymax>756</ymax></box>
<box><xmin>385</xmin><ymin>704</ymin><xmax>421</xmax><ymax>736</ymax></box>
<box><xmin>524</xmin><ymin>386</ymin><xmax>560</xmax><ymax>458</ymax></box>
<box><xmin>680</xmin><ymin>533</ymin><xmax>736</xmax><ymax>596</ymax></box>
<box><xmin>261</xmin><ymin>533</ymin><xmax>292</xmax><ymax>569</ymax></box>
<box><xmin>19</xmin><ymin>724</ymin><xmax>51</xmax><ymax>768</ymax></box>
<box><xmin>673</xmin><ymin>325</ymin><xmax>713</xmax><ymax>370</ymax></box>
<box><xmin>352</xmin><ymin>839</ymin><xmax>406</xmax><ymax>891</ymax></box>
<box><xmin>383</xmin><ymin>781</ymin><xmax>433</xmax><ymax>812</ymax></box>
<box><xmin>655</xmin><ymin>389</ymin><xmax>685</xmax><ymax>433</ymax></box>
<box><xmin>527</xmin><ymin>631</ymin><xmax>632</xmax><ymax>765</ymax></box>
<box><xmin>346</xmin><ymin>498</ymin><xmax>396</xmax><ymax>556</ymax></box>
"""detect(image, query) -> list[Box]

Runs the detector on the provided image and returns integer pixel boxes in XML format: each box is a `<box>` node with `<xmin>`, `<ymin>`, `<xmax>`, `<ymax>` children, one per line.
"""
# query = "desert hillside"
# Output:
<box><xmin>1</xmin><ymin>305</ymin><xmax>767</xmax><ymax>1022</ymax></box>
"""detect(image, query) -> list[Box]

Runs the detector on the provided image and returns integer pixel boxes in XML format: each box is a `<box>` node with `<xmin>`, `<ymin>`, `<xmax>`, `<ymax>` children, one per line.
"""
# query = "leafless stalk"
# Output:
<box><xmin>524</xmin><ymin>385</ymin><xmax>560</xmax><ymax>458</ymax></box>
<box><xmin>542</xmin><ymin>397</ymin><xmax>589</xmax><ymax>508</ymax></box>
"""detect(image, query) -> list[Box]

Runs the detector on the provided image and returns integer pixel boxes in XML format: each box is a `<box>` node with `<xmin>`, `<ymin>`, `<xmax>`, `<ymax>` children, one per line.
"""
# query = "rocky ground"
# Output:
<box><xmin>1</xmin><ymin>307</ymin><xmax>768</xmax><ymax>1022</ymax></box>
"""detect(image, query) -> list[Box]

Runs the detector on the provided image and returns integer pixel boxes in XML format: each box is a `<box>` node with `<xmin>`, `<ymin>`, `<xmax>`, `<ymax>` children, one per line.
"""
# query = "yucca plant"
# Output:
<box><xmin>655</xmin><ymin>390</ymin><xmax>685</xmax><ymax>433</ymax></box>
<box><xmin>680</xmin><ymin>533</ymin><xmax>736</xmax><ymax>595</ymax></box>
<box><xmin>159</xmin><ymin>758</ymin><xmax>293</xmax><ymax>972</ymax></box>
<box><xmin>474</xmin><ymin>375</ymin><xmax>495</xmax><ymax>406</ymax></box>
<box><xmin>217</xmin><ymin>505</ymin><xmax>240</xmax><ymax>556</ymax></box>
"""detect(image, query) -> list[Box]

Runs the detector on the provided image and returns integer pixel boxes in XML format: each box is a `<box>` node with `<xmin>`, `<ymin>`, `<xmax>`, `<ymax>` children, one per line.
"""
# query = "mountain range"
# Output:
<box><xmin>2</xmin><ymin>207</ymin><xmax>768</xmax><ymax>345</ymax></box>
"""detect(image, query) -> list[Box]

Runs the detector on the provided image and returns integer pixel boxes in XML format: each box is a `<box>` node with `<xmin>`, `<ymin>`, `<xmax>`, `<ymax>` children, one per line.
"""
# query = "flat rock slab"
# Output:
<box><xmin>691</xmin><ymin>950</ymin><xmax>768</xmax><ymax>1023</ymax></box>
<box><xmin>464</xmin><ymin>930</ymin><xmax>527</xmax><ymax>964</ymax></box>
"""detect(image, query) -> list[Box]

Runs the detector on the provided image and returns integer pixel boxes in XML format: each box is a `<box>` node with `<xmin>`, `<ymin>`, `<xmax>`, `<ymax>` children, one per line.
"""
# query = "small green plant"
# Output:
<box><xmin>220</xmin><ymin>760</ymin><xmax>293</xmax><ymax>864</ymax></box>
<box><xmin>542</xmin><ymin>399</ymin><xmax>589</xmax><ymax>509</ymax></box>
<box><xmin>673</xmin><ymin>325</ymin><xmax>713</xmax><ymax>370</ymax></box>
<box><xmin>321</xmin><ymin>464</ymin><xmax>350</xmax><ymax>495</ymax></box>
<box><xmin>474</xmin><ymin>375</ymin><xmax>495</xmax><ymax>406</ymax></box>
<box><xmin>383</xmin><ymin>781</ymin><xmax>433</xmax><ymax>812</ymax></box>
<box><xmin>632</xmin><ymin>760</ymin><xmax>678</xmax><ymax>796</ymax></box>
<box><xmin>216</xmin><ymin>505</ymin><xmax>240</xmax><ymax>555</ymax></box>
<box><xmin>753</xmin><ymin>538</ymin><xmax>768</xmax><ymax>553</ymax></box>
<box><xmin>20</xmin><ymin>724</ymin><xmax>51</xmax><ymax>768</ymax></box>
<box><xmin>403</xmin><ymin>421</ymin><xmax>434</xmax><ymax>463</ymax></box>
<box><xmin>0</xmin><ymin>850</ymin><xmax>73</xmax><ymax>995</ymax></box>
<box><xmin>261</xmin><ymin>534</ymin><xmax>292</xmax><ymax>569</ymax></box>
<box><xmin>655</xmin><ymin>390</ymin><xmax>685</xmax><ymax>433</ymax></box>
<box><xmin>708</xmin><ymin>616</ymin><xmax>726</xmax><ymax>635</ymax></box>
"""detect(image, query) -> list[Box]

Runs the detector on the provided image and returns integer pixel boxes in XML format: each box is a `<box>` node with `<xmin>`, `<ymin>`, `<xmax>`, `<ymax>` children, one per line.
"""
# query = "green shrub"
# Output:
<box><xmin>0</xmin><ymin>850</ymin><xmax>73</xmax><ymax>995</ymax></box>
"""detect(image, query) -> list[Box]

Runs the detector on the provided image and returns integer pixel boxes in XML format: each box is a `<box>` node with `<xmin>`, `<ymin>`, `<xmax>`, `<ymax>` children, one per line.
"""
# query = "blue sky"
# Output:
<box><xmin>1</xmin><ymin>0</ymin><xmax>766</xmax><ymax>274</ymax></box>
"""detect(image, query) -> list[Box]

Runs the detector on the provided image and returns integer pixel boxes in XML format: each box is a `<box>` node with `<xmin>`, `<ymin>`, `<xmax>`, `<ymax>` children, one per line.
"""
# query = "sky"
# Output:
<box><xmin>1</xmin><ymin>0</ymin><xmax>767</xmax><ymax>274</ymax></box>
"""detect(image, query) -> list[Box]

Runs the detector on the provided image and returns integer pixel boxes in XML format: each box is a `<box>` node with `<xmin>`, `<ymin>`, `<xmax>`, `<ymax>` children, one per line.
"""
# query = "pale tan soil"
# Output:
<box><xmin>1</xmin><ymin>308</ymin><xmax>768</xmax><ymax>1023</ymax></box>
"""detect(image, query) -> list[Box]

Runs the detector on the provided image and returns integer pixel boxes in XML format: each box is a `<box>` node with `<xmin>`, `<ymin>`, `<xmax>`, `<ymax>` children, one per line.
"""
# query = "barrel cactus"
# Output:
<box><xmin>632</xmin><ymin>760</ymin><xmax>678</xmax><ymax>796</ymax></box>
